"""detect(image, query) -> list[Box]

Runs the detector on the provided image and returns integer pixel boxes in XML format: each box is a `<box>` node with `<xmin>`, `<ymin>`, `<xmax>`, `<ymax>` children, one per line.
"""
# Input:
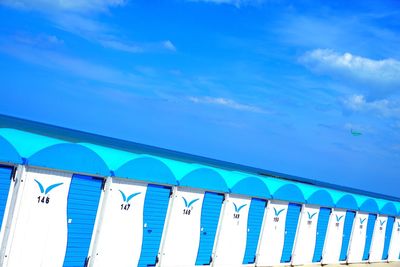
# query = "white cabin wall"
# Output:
<box><xmin>291</xmin><ymin>205</ymin><xmax>319</xmax><ymax>265</ymax></box>
<box><xmin>347</xmin><ymin>212</ymin><xmax>368</xmax><ymax>263</ymax></box>
<box><xmin>90</xmin><ymin>178</ymin><xmax>147</xmax><ymax>267</ymax></box>
<box><xmin>212</xmin><ymin>194</ymin><xmax>251</xmax><ymax>267</ymax></box>
<box><xmin>369</xmin><ymin>215</ymin><xmax>388</xmax><ymax>262</ymax></box>
<box><xmin>388</xmin><ymin>217</ymin><xmax>400</xmax><ymax>261</ymax></box>
<box><xmin>4</xmin><ymin>167</ymin><xmax>72</xmax><ymax>267</ymax></box>
<box><xmin>322</xmin><ymin>209</ymin><xmax>346</xmax><ymax>264</ymax></box>
<box><xmin>158</xmin><ymin>187</ymin><xmax>204</xmax><ymax>267</ymax></box>
<box><xmin>255</xmin><ymin>201</ymin><xmax>288</xmax><ymax>266</ymax></box>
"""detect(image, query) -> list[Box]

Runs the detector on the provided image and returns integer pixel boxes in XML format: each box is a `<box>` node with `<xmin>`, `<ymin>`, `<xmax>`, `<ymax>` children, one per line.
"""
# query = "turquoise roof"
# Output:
<box><xmin>0</xmin><ymin>136</ymin><xmax>22</xmax><ymax>164</ymax></box>
<box><xmin>180</xmin><ymin>168</ymin><xmax>228</xmax><ymax>192</ymax></box>
<box><xmin>29</xmin><ymin>143</ymin><xmax>109</xmax><ymax>176</ymax></box>
<box><xmin>1</xmin><ymin>125</ymin><xmax>400</xmax><ymax>215</ymax></box>
<box><xmin>380</xmin><ymin>202</ymin><xmax>397</xmax><ymax>216</ymax></box>
<box><xmin>115</xmin><ymin>157</ymin><xmax>177</xmax><ymax>185</ymax></box>
<box><xmin>230</xmin><ymin>176</ymin><xmax>271</xmax><ymax>199</ymax></box>
<box><xmin>273</xmin><ymin>184</ymin><xmax>305</xmax><ymax>203</ymax></box>
<box><xmin>307</xmin><ymin>189</ymin><xmax>334</xmax><ymax>207</ymax></box>
<box><xmin>359</xmin><ymin>198</ymin><xmax>379</xmax><ymax>213</ymax></box>
<box><xmin>336</xmin><ymin>194</ymin><xmax>358</xmax><ymax>210</ymax></box>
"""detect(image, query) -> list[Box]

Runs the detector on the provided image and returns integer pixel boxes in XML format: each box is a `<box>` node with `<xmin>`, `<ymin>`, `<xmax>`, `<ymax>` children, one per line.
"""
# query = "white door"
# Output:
<box><xmin>90</xmin><ymin>178</ymin><xmax>147</xmax><ymax>267</ymax></box>
<box><xmin>369</xmin><ymin>215</ymin><xmax>388</xmax><ymax>262</ymax></box>
<box><xmin>347</xmin><ymin>212</ymin><xmax>368</xmax><ymax>263</ymax></box>
<box><xmin>158</xmin><ymin>187</ymin><xmax>204</xmax><ymax>267</ymax></box>
<box><xmin>291</xmin><ymin>205</ymin><xmax>319</xmax><ymax>265</ymax></box>
<box><xmin>388</xmin><ymin>217</ymin><xmax>400</xmax><ymax>261</ymax></box>
<box><xmin>4</xmin><ymin>167</ymin><xmax>72</xmax><ymax>267</ymax></box>
<box><xmin>212</xmin><ymin>194</ymin><xmax>251</xmax><ymax>267</ymax></box>
<box><xmin>255</xmin><ymin>201</ymin><xmax>288</xmax><ymax>266</ymax></box>
<box><xmin>322</xmin><ymin>209</ymin><xmax>346</xmax><ymax>264</ymax></box>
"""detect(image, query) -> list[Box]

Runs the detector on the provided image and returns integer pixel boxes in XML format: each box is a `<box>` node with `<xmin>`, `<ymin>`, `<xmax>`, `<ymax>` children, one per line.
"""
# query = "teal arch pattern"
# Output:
<box><xmin>179</xmin><ymin>168</ymin><xmax>228</xmax><ymax>192</ymax></box>
<box><xmin>230</xmin><ymin>177</ymin><xmax>271</xmax><ymax>199</ymax></box>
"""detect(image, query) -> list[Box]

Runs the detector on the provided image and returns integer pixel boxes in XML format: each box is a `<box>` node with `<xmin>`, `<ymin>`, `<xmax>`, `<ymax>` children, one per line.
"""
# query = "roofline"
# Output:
<box><xmin>1</xmin><ymin>113</ymin><xmax>399</xmax><ymax>202</ymax></box>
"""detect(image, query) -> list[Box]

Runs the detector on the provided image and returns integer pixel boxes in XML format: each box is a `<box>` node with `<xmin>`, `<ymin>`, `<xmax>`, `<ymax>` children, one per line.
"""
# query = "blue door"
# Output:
<box><xmin>281</xmin><ymin>203</ymin><xmax>301</xmax><ymax>263</ymax></box>
<box><xmin>243</xmin><ymin>198</ymin><xmax>266</xmax><ymax>264</ymax></box>
<box><xmin>363</xmin><ymin>214</ymin><xmax>376</xmax><ymax>260</ymax></box>
<box><xmin>195</xmin><ymin>192</ymin><xmax>224</xmax><ymax>265</ymax></box>
<box><xmin>312</xmin><ymin>207</ymin><xmax>331</xmax><ymax>262</ymax></box>
<box><xmin>63</xmin><ymin>174</ymin><xmax>103</xmax><ymax>267</ymax></box>
<box><xmin>137</xmin><ymin>184</ymin><xmax>171</xmax><ymax>267</ymax></box>
<box><xmin>339</xmin><ymin>211</ymin><xmax>356</xmax><ymax>261</ymax></box>
<box><xmin>382</xmin><ymin>216</ymin><xmax>395</xmax><ymax>260</ymax></box>
<box><xmin>0</xmin><ymin>166</ymin><xmax>13</xmax><ymax>231</ymax></box>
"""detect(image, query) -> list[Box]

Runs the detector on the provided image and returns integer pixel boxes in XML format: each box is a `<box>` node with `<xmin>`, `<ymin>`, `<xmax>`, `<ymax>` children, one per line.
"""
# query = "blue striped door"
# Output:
<box><xmin>312</xmin><ymin>207</ymin><xmax>331</xmax><ymax>262</ymax></box>
<box><xmin>339</xmin><ymin>211</ymin><xmax>356</xmax><ymax>261</ymax></box>
<box><xmin>63</xmin><ymin>174</ymin><xmax>103</xmax><ymax>267</ymax></box>
<box><xmin>0</xmin><ymin>166</ymin><xmax>13</xmax><ymax>231</ymax></box>
<box><xmin>242</xmin><ymin>198</ymin><xmax>266</xmax><ymax>264</ymax></box>
<box><xmin>137</xmin><ymin>184</ymin><xmax>171</xmax><ymax>267</ymax></box>
<box><xmin>281</xmin><ymin>203</ymin><xmax>301</xmax><ymax>263</ymax></box>
<box><xmin>382</xmin><ymin>216</ymin><xmax>395</xmax><ymax>260</ymax></box>
<box><xmin>195</xmin><ymin>192</ymin><xmax>224</xmax><ymax>265</ymax></box>
<box><xmin>363</xmin><ymin>214</ymin><xmax>376</xmax><ymax>260</ymax></box>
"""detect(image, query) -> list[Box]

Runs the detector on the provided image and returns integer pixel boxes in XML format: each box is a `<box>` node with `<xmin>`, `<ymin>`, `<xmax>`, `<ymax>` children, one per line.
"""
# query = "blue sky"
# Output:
<box><xmin>0</xmin><ymin>0</ymin><xmax>399</xmax><ymax>196</ymax></box>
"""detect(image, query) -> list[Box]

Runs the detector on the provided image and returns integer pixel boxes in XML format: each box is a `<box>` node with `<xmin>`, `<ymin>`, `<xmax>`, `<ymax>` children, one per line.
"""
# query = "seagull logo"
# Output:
<box><xmin>360</xmin><ymin>218</ymin><xmax>366</xmax><ymax>224</ymax></box>
<box><xmin>119</xmin><ymin>190</ymin><xmax>141</xmax><ymax>203</ymax></box>
<box><xmin>336</xmin><ymin>215</ymin><xmax>344</xmax><ymax>222</ymax></box>
<box><xmin>34</xmin><ymin>179</ymin><xmax>63</xmax><ymax>195</ymax></box>
<box><xmin>274</xmin><ymin>207</ymin><xmax>285</xmax><ymax>217</ymax></box>
<box><xmin>233</xmin><ymin>202</ymin><xmax>247</xmax><ymax>213</ymax></box>
<box><xmin>182</xmin><ymin>197</ymin><xmax>199</xmax><ymax>208</ymax></box>
<box><xmin>380</xmin><ymin>220</ymin><xmax>386</xmax><ymax>226</ymax></box>
<box><xmin>308</xmin><ymin>212</ymin><xmax>317</xmax><ymax>220</ymax></box>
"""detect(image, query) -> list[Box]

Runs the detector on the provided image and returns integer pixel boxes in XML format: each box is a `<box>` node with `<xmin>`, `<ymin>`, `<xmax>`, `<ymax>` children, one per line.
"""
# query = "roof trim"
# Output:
<box><xmin>28</xmin><ymin>143</ymin><xmax>110</xmax><ymax>176</ymax></box>
<box><xmin>380</xmin><ymin>202</ymin><xmax>397</xmax><ymax>216</ymax></box>
<box><xmin>0</xmin><ymin>136</ymin><xmax>22</xmax><ymax>165</ymax></box>
<box><xmin>307</xmin><ymin>189</ymin><xmax>334</xmax><ymax>207</ymax></box>
<box><xmin>115</xmin><ymin>156</ymin><xmax>177</xmax><ymax>185</ymax></box>
<box><xmin>336</xmin><ymin>194</ymin><xmax>358</xmax><ymax>210</ymax></box>
<box><xmin>359</xmin><ymin>198</ymin><xmax>379</xmax><ymax>213</ymax></box>
<box><xmin>230</xmin><ymin>176</ymin><xmax>271</xmax><ymax>199</ymax></box>
<box><xmin>179</xmin><ymin>168</ymin><xmax>228</xmax><ymax>192</ymax></box>
<box><xmin>0</xmin><ymin>114</ymin><xmax>399</xmax><ymax>202</ymax></box>
<box><xmin>273</xmin><ymin>184</ymin><xmax>304</xmax><ymax>203</ymax></box>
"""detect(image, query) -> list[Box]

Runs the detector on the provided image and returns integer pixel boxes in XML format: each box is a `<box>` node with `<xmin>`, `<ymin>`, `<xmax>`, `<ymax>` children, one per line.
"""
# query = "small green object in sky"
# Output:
<box><xmin>351</xmin><ymin>129</ymin><xmax>362</xmax><ymax>136</ymax></box>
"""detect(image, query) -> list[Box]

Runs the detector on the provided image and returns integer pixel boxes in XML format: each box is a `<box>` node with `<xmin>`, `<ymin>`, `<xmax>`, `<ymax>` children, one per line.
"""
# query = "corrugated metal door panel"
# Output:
<box><xmin>363</xmin><ymin>214</ymin><xmax>377</xmax><ymax>260</ymax></box>
<box><xmin>281</xmin><ymin>203</ymin><xmax>301</xmax><ymax>263</ymax></box>
<box><xmin>242</xmin><ymin>198</ymin><xmax>266</xmax><ymax>264</ymax></box>
<box><xmin>63</xmin><ymin>174</ymin><xmax>103</xmax><ymax>267</ymax></box>
<box><xmin>195</xmin><ymin>192</ymin><xmax>224</xmax><ymax>265</ymax></box>
<box><xmin>339</xmin><ymin>211</ymin><xmax>356</xmax><ymax>261</ymax></box>
<box><xmin>0</xmin><ymin>166</ymin><xmax>12</xmax><ymax>231</ymax></box>
<box><xmin>312</xmin><ymin>207</ymin><xmax>331</xmax><ymax>262</ymax></box>
<box><xmin>382</xmin><ymin>216</ymin><xmax>395</xmax><ymax>260</ymax></box>
<box><xmin>137</xmin><ymin>184</ymin><xmax>171</xmax><ymax>267</ymax></box>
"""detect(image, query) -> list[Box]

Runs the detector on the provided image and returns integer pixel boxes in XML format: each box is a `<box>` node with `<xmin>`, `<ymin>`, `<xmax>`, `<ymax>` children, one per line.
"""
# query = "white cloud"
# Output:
<box><xmin>189</xmin><ymin>0</ymin><xmax>264</xmax><ymax>8</ymax></box>
<box><xmin>162</xmin><ymin>40</ymin><xmax>176</xmax><ymax>52</ymax></box>
<box><xmin>343</xmin><ymin>94</ymin><xmax>400</xmax><ymax>118</ymax></box>
<box><xmin>1</xmin><ymin>0</ymin><xmax>126</xmax><ymax>13</ymax></box>
<box><xmin>1</xmin><ymin>0</ymin><xmax>176</xmax><ymax>54</ymax></box>
<box><xmin>189</xmin><ymin>96</ymin><xmax>267</xmax><ymax>113</ymax></box>
<box><xmin>300</xmin><ymin>49</ymin><xmax>400</xmax><ymax>97</ymax></box>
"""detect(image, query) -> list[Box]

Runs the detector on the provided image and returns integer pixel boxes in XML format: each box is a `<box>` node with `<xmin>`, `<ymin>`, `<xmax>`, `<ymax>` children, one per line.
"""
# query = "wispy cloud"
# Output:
<box><xmin>300</xmin><ymin>49</ymin><xmax>400</xmax><ymax>98</ymax></box>
<box><xmin>0</xmin><ymin>0</ymin><xmax>176</xmax><ymax>54</ymax></box>
<box><xmin>342</xmin><ymin>94</ymin><xmax>400</xmax><ymax>118</ymax></box>
<box><xmin>1</xmin><ymin>0</ymin><xmax>126</xmax><ymax>13</ymax></box>
<box><xmin>188</xmin><ymin>0</ymin><xmax>264</xmax><ymax>8</ymax></box>
<box><xmin>0</xmin><ymin>35</ymin><xmax>146</xmax><ymax>87</ymax></box>
<box><xmin>188</xmin><ymin>96</ymin><xmax>267</xmax><ymax>113</ymax></box>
